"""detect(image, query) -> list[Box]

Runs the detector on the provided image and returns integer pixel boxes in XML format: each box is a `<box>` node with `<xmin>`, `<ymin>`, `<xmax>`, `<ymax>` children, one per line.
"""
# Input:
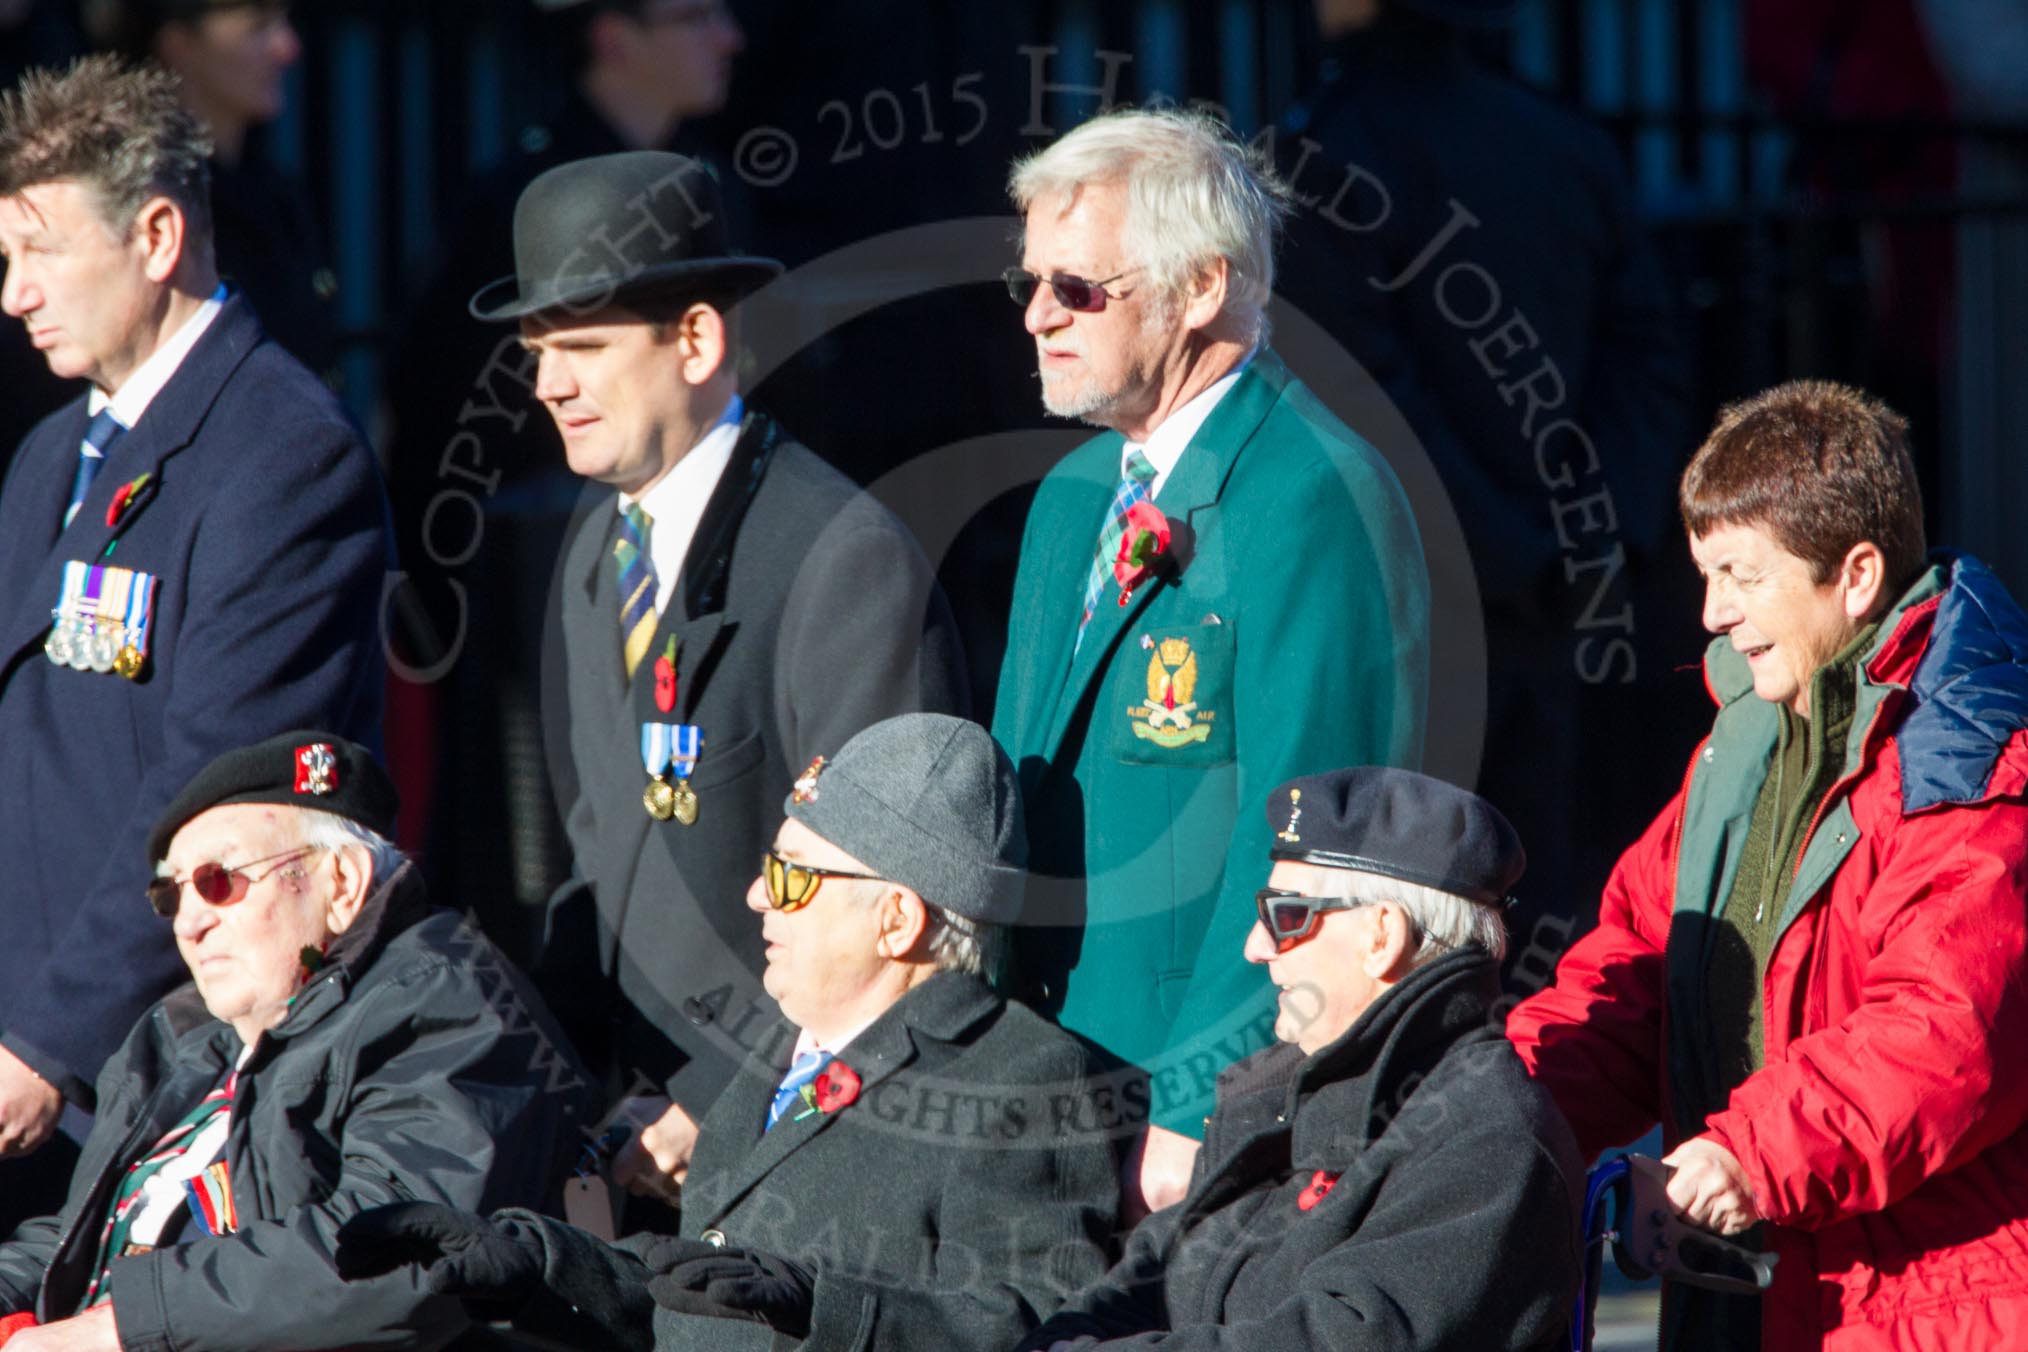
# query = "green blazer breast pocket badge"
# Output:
<box><xmin>1111</xmin><ymin>620</ymin><xmax>1235</xmax><ymax>766</ymax></box>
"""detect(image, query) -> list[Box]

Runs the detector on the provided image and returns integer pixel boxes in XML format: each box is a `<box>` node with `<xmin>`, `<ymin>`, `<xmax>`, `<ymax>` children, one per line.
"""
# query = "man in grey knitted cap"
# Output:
<box><xmin>334</xmin><ymin>713</ymin><xmax>1119</xmax><ymax>1351</ymax></box>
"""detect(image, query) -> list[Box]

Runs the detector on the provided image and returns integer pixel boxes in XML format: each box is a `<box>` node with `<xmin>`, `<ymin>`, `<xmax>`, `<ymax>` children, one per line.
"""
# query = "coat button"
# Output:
<box><xmin>700</xmin><ymin>1228</ymin><xmax>727</xmax><ymax>1247</ymax></box>
<box><xmin>682</xmin><ymin>997</ymin><xmax>714</xmax><ymax>1026</ymax></box>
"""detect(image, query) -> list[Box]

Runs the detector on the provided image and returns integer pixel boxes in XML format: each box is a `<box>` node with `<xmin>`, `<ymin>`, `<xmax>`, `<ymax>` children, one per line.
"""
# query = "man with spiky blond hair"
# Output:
<box><xmin>0</xmin><ymin>55</ymin><xmax>387</xmax><ymax>1234</ymax></box>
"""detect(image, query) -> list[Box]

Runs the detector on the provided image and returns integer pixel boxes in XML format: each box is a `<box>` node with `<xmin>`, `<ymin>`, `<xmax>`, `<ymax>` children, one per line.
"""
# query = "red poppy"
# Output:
<box><xmin>1112</xmin><ymin>501</ymin><xmax>1173</xmax><ymax>604</ymax></box>
<box><xmin>813</xmin><ymin>1062</ymin><xmax>861</xmax><ymax>1113</ymax></box>
<box><xmin>1296</xmin><ymin>1169</ymin><xmax>1340</xmax><ymax>1212</ymax></box>
<box><xmin>105</xmin><ymin>473</ymin><xmax>150</xmax><ymax>528</ymax></box>
<box><xmin>653</xmin><ymin>641</ymin><xmax>678</xmax><ymax>713</ymax></box>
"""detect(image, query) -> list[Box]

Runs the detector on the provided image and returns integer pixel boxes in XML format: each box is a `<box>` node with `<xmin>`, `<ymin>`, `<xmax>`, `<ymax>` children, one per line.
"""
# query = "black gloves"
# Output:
<box><xmin>655</xmin><ymin>1247</ymin><xmax>819</xmax><ymax>1338</ymax></box>
<box><xmin>334</xmin><ymin>1201</ymin><xmax>544</xmax><ymax>1306</ymax></box>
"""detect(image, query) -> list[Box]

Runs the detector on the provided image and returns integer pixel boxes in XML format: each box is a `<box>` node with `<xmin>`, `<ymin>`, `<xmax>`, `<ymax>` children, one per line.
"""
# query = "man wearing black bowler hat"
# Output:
<box><xmin>474</xmin><ymin>149</ymin><xmax>967</xmax><ymax>1210</ymax></box>
<box><xmin>1018</xmin><ymin>767</ymin><xmax>1585</xmax><ymax>1352</ymax></box>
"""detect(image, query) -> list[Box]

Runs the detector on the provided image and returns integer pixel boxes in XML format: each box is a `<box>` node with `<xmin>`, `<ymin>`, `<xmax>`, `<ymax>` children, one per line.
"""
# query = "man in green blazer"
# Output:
<box><xmin>992</xmin><ymin>107</ymin><xmax>1431</xmax><ymax>1217</ymax></box>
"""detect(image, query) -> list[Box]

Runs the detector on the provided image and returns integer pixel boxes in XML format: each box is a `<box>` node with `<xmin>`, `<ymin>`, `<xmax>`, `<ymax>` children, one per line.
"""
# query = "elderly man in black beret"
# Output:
<box><xmin>1017</xmin><ymin>767</ymin><xmax>1586</xmax><ymax>1352</ymax></box>
<box><xmin>337</xmin><ymin>712</ymin><xmax>1119</xmax><ymax>1351</ymax></box>
<box><xmin>0</xmin><ymin>732</ymin><xmax>594</xmax><ymax>1352</ymax></box>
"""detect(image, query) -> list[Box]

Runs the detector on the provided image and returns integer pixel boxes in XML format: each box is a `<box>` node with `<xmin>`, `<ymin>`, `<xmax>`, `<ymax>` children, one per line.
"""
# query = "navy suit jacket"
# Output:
<box><xmin>0</xmin><ymin>295</ymin><xmax>389</xmax><ymax>1104</ymax></box>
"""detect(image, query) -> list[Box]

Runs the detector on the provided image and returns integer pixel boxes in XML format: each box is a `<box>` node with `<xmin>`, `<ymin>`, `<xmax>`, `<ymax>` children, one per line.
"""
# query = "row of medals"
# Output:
<box><xmin>46</xmin><ymin>616</ymin><xmax>144</xmax><ymax>678</ymax></box>
<box><xmin>645</xmin><ymin>774</ymin><xmax>699</xmax><ymax>825</ymax></box>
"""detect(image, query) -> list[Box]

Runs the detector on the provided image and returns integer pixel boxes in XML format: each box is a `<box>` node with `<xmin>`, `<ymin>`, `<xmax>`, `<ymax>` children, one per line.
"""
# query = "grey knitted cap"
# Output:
<box><xmin>782</xmin><ymin>713</ymin><xmax>1027</xmax><ymax>926</ymax></box>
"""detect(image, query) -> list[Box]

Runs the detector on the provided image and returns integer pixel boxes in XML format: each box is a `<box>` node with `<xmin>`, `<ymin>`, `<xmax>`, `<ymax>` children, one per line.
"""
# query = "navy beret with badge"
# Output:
<box><xmin>1266</xmin><ymin>766</ymin><xmax>1524</xmax><ymax>907</ymax></box>
<box><xmin>147</xmin><ymin>731</ymin><xmax>399</xmax><ymax>864</ymax></box>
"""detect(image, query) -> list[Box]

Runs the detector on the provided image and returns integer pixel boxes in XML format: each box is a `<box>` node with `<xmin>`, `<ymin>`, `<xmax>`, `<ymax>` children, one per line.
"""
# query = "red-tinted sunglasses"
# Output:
<box><xmin>1255</xmin><ymin>887</ymin><xmax>1371</xmax><ymax>953</ymax></box>
<box><xmin>1002</xmin><ymin>266</ymin><xmax>1139</xmax><ymax>313</ymax></box>
<box><xmin>149</xmin><ymin>845</ymin><xmax>321</xmax><ymax>919</ymax></box>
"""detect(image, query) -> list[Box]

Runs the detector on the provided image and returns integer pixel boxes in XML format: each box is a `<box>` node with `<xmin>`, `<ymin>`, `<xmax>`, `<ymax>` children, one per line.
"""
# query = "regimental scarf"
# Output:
<box><xmin>82</xmin><ymin>1070</ymin><xmax>239</xmax><ymax>1307</ymax></box>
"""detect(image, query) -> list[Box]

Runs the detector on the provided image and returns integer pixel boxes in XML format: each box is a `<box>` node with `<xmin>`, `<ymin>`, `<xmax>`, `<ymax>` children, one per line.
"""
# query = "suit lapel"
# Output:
<box><xmin>1034</xmin><ymin>357</ymin><xmax>1286</xmax><ymax>761</ymax></box>
<box><xmin>0</xmin><ymin>299</ymin><xmax>266</xmax><ymax>671</ymax></box>
<box><xmin>694</xmin><ymin>975</ymin><xmax>1000</xmax><ymax>1229</ymax></box>
<box><xmin>694</xmin><ymin>1009</ymin><xmax>924</xmax><ymax>1228</ymax></box>
<box><xmin>622</xmin><ymin>412</ymin><xmax>778</xmax><ymax>721</ymax></box>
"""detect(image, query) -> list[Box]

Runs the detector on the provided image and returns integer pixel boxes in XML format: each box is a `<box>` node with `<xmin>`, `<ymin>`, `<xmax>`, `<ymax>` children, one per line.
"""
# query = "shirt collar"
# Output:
<box><xmin>1121</xmin><ymin>352</ymin><xmax>1252</xmax><ymax>494</ymax></box>
<box><xmin>791</xmin><ymin>1003</ymin><xmax>885</xmax><ymax>1062</ymax></box>
<box><xmin>89</xmin><ymin>284</ymin><xmax>229</xmax><ymax>427</ymax></box>
<box><xmin>619</xmin><ymin>393</ymin><xmax>743</xmax><ymax>521</ymax></box>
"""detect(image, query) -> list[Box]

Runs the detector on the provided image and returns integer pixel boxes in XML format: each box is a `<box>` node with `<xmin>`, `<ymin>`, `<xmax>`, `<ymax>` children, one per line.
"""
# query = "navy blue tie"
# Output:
<box><xmin>64</xmin><ymin>409</ymin><xmax>125</xmax><ymax>529</ymax></box>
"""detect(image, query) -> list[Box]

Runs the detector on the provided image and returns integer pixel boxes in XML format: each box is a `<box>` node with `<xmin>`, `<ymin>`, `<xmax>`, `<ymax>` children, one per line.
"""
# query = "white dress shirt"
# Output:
<box><xmin>618</xmin><ymin>394</ymin><xmax>743</xmax><ymax>617</ymax></box>
<box><xmin>88</xmin><ymin>284</ymin><xmax>229</xmax><ymax>426</ymax></box>
<box><xmin>1120</xmin><ymin>355</ymin><xmax>1251</xmax><ymax>500</ymax></box>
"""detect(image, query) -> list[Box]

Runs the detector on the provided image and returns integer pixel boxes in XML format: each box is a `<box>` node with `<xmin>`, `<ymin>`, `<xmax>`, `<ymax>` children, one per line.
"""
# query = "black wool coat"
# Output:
<box><xmin>509</xmin><ymin>972</ymin><xmax>1120</xmax><ymax>1352</ymax></box>
<box><xmin>540</xmin><ymin>410</ymin><xmax>968</xmax><ymax>1111</ymax></box>
<box><xmin>1017</xmin><ymin>950</ymin><xmax>1585</xmax><ymax>1351</ymax></box>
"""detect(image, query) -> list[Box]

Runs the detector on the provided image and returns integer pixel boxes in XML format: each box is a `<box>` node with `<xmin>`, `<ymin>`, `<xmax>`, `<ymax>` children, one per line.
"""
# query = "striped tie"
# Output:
<box><xmin>83</xmin><ymin>1071</ymin><xmax>237</xmax><ymax>1307</ymax></box>
<box><xmin>65</xmin><ymin>408</ymin><xmax>126</xmax><ymax>529</ymax></box>
<box><xmin>1076</xmin><ymin>448</ymin><xmax>1158</xmax><ymax>646</ymax></box>
<box><xmin>767</xmin><ymin>1048</ymin><xmax>835</xmax><ymax>1131</ymax></box>
<box><xmin>614</xmin><ymin>502</ymin><xmax>659</xmax><ymax>678</ymax></box>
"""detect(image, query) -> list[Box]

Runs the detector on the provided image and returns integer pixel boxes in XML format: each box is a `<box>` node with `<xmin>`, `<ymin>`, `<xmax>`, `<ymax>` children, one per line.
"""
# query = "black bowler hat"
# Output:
<box><xmin>1266</xmin><ymin>767</ymin><xmax>1524</xmax><ymax>907</ymax></box>
<box><xmin>469</xmin><ymin>151</ymin><xmax>783</xmax><ymax>322</ymax></box>
<box><xmin>148</xmin><ymin>732</ymin><xmax>399</xmax><ymax>864</ymax></box>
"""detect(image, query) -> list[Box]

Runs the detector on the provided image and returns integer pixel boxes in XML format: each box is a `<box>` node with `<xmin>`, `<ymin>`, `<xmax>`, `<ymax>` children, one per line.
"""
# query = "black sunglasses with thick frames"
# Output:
<box><xmin>1001</xmin><ymin>266</ymin><xmax>1140</xmax><ymax>313</ymax></box>
<box><xmin>1253</xmin><ymin>887</ymin><xmax>1378</xmax><ymax>954</ymax></box>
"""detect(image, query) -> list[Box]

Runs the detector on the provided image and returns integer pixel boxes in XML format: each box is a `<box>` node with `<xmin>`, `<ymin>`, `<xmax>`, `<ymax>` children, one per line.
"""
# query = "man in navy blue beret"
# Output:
<box><xmin>1019</xmin><ymin>767</ymin><xmax>1587</xmax><ymax>1352</ymax></box>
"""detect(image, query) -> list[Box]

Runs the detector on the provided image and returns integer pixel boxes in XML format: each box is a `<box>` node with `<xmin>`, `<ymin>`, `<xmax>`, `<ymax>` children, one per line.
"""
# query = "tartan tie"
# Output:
<box><xmin>767</xmin><ymin>1048</ymin><xmax>835</xmax><ymax>1130</ymax></box>
<box><xmin>65</xmin><ymin>408</ymin><xmax>126</xmax><ymax>529</ymax></box>
<box><xmin>84</xmin><ymin>1071</ymin><xmax>237</xmax><ymax>1307</ymax></box>
<box><xmin>1076</xmin><ymin>448</ymin><xmax>1158</xmax><ymax>645</ymax></box>
<box><xmin>614</xmin><ymin>502</ymin><xmax>659</xmax><ymax>678</ymax></box>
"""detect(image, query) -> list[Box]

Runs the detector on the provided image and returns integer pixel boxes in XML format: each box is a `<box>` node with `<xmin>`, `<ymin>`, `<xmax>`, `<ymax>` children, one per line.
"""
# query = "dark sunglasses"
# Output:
<box><xmin>760</xmin><ymin>847</ymin><xmax>883</xmax><ymax>913</ymax></box>
<box><xmin>1001</xmin><ymin>267</ymin><xmax>1138</xmax><ymax>313</ymax></box>
<box><xmin>149</xmin><ymin>845</ymin><xmax>321</xmax><ymax>919</ymax></box>
<box><xmin>1254</xmin><ymin>887</ymin><xmax>1372</xmax><ymax>953</ymax></box>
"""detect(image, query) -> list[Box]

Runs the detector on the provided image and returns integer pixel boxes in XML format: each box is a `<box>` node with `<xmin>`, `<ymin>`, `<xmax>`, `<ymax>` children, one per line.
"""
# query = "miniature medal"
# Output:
<box><xmin>643</xmin><ymin>776</ymin><xmax>677</xmax><ymax>821</ymax></box>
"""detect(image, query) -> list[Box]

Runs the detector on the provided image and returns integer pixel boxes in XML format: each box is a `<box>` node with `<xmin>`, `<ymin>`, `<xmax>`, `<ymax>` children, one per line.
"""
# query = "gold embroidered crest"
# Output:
<box><xmin>1127</xmin><ymin>636</ymin><xmax>1214</xmax><ymax>746</ymax></box>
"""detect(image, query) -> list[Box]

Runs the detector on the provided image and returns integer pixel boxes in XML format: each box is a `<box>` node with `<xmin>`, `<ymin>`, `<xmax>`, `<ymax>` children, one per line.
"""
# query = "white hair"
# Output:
<box><xmin>924</xmin><ymin>906</ymin><xmax>1008</xmax><ymax>981</ymax></box>
<box><xmin>1333</xmin><ymin>869</ymin><xmax>1509</xmax><ymax>965</ymax></box>
<box><xmin>293</xmin><ymin>809</ymin><xmax>405</xmax><ymax>885</ymax></box>
<box><xmin>1009</xmin><ymin>106</ymin><xmax>1293</xmax><ymax>346</ymax></box>
<box><xmin>845</xmin><ymin>881</ymin><xmax>1007</xmax><ymax>981</ymax></box>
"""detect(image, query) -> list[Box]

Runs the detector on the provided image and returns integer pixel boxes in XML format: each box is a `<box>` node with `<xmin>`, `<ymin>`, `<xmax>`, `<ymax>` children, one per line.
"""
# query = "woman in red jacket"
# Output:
<box><xmin>1509</xmin><ymin>379</ymin><xmax>2028</xmax><ymax>1351</ymax></box>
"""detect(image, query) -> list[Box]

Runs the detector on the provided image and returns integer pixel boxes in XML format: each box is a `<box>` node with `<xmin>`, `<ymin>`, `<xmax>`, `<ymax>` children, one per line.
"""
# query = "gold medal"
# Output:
<box><xmin>673</xmin><ymin>779</ymin><xmax>698</xmax><ymax>826</ymax></box>
<box><xmin>114</xmin><ymin>644</ymin><xmax>145</xmax><ymax>680</ymax></box>
<box><xmin>643</xmin><ymin>776</ymin><xmax>676</xmax><ymax>821</ymax></box>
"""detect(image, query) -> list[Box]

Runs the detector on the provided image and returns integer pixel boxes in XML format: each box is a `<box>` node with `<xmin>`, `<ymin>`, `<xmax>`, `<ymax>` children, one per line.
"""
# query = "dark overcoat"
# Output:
<box><xmin>508</xmin><ymin>971</ymin><xmax>1119</xmax><ymax>1351</ymax></box>
<box><xmin>0</xmin><ymin>295</ymin><xmax>389</xmax><ymax>1105</ymax></box>
<box><xmin>541</xmin><ymin>410</ymin><xmax>968</xmax><ymax>1111</ymax></box>
<box><xmin>0</xmin><ymin>862</ymin><xmax>597</xmax><ymax>1352</ymax></box>
<box><xmin>1017</xmin><ymin>950</ymin><xmax>1585</xmax><ymax>1351</ymax></box>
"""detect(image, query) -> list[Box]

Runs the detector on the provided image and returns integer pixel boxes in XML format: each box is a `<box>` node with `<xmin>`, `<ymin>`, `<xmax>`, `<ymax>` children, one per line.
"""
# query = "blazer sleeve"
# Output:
<box><xmin>771</xmin><ymin>513</ymin><xmax>970</xmax><ymax>766</ymax></box>
<box><xmin>106</xmin><ymin>962</ymin><xmax>556</xmax><ymax>1352</ymax></box>
<box><xmin>1151</xmin><ymin>453</ymin><xmax>1430</xmax><ymax>1134</ymax></box>
<box><xmin>1</xmin><ymin>421</ymin><xmax>387</xmax><ymax>1100</ymax></box>
<box><xmin>1505</xmin><ymin>785</ymin><xmax>1681</xmax><ymax>1158</ymax></box>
